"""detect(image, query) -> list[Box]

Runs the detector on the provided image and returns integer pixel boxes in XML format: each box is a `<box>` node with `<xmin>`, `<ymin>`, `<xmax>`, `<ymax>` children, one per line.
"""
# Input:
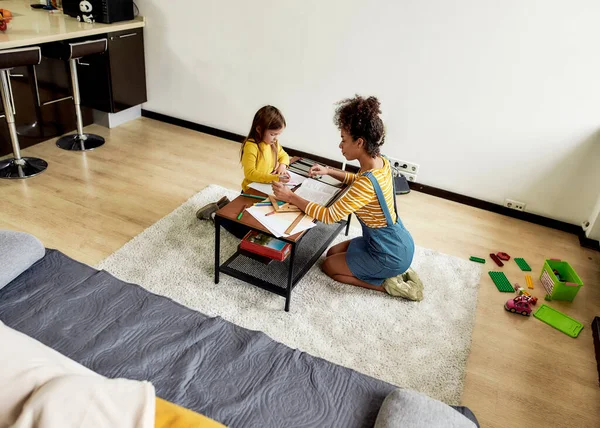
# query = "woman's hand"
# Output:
<box><xmin>272</xmin><ymin>181</ymin><xmax>294</xmax><ymax>202</ymax></box>
<box><xmin>309</xmin><ymin>164</ymin><xmax>329</xmax><ymax>178</ymax></box>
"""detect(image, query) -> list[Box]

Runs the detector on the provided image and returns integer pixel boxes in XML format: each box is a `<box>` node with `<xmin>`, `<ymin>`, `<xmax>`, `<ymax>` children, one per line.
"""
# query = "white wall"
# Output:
<box><xmin>139</xmin><ymin>0</ymin><xmax>600</xmax><ymax>225</ymax></box>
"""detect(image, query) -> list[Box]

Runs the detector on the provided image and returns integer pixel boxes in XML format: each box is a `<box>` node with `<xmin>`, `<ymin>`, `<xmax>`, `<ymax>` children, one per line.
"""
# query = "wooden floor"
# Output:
<box><xmin>2</xmin><ymin>118</ymin><xmax>599</xmax><ymax>428</ymax></box>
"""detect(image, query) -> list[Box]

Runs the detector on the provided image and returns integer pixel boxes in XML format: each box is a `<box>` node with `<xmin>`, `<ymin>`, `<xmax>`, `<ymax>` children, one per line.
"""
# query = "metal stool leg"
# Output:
<box><xmin>56</xmin><ymin>58</ymin><xmax>104</xmax><ymax>151</ymax></box>
<box><xmin>0</xmin><ymin>69</ymin><xmax>47</xmax><ymax>179</ymax></box>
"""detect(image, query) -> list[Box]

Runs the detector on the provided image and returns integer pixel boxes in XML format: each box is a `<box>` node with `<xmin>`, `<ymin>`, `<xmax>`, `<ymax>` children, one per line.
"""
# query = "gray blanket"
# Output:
<box><xmin>0</xmin><ymin>250</ymin><xmax>392</xmax><ymax>427</ymax></box>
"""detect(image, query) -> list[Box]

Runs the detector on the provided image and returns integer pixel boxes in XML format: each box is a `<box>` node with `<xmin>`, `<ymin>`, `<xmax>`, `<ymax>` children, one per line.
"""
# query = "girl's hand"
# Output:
<box><xmin>274</xmin><ymin>163</ymin><xmax>288</xmax><ymax>176</ymax></box>
<box><xmin>272</xmin><ymin>181</ymin><xmax>294</xmax><ymax>202</ymax></box>
<box><xmin>309</xmin><ymin>164</ymin><xmax>329</xmax><ymax>178</ymax></box>
<box><xmin>273</xmin><ymin>163</ymin><xmax>290</xmax><ymax>183</ymax></box>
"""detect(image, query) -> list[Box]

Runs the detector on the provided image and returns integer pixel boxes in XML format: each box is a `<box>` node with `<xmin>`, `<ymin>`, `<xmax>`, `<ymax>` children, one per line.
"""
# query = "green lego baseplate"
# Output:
<box><xmin>514</xmin><ymin>258</ymin><xmax>532</xmax><ymax>271</ymax></box>
<box><xmin>488</xmin><ymin>271</ymin><xmax>514</xmax><ymax>292</ymax></box>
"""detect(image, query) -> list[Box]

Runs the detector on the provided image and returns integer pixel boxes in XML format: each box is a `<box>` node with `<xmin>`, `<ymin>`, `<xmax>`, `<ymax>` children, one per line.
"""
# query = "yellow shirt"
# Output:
<box><xmin>241</xmin><ymin>139</ymin><xmax>290</xmax><ymax>191</ymax></box>
<box><xmin>305</xmin><ymin>157</ymin><xmax>397</xmax><ymax>228</ymax></box>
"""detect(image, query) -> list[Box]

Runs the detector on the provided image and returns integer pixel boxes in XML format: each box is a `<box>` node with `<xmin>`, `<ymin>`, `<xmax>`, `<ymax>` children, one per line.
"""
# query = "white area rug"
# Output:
<box><xmin>98</xmin><ymin>185</ymin><xmax>482</xmax><ymax>404</ymax></box>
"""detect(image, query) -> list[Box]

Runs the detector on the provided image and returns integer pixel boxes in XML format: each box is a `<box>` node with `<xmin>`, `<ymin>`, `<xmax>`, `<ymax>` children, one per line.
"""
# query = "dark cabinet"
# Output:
<box><xmin>108</xmin><ymin>29</ymin><xmax>147</xmax><ymax>112</ymax></box>
<box><xmin>0</xmin><ymin>28</ymin><xmax>147</xmax><ymax>156</ymax></box>
<box><xmin>76</xmin><ymin>50</ymin><xmax>112</xmax><ymax>112</ymax></box>
<box><xmin>78</xmin><ymin>29</ymin><xmax>147</xmax><ymax>113</ymax></box>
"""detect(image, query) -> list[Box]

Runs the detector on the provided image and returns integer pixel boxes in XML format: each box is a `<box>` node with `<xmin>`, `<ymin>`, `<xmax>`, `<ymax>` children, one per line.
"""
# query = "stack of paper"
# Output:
<box><xmin>247</xmin><ymin>171</ymin><xmax>307</xmax><ymax>195</ymax></box>
<box><xmin>247</xmin><ymin>205</ymin><xmax>316</xmax><ymax>238</ymax></box>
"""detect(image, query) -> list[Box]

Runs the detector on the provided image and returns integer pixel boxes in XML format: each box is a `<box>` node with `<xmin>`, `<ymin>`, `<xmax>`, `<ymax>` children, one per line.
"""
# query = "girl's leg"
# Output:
<box><xmin>326</xmin><ymin>240</ymin><xmax>352</xmax><ymax>257</ymax></box>
<box><xmin>321</xmin><ymin>253</ymin><xmax>385</xmax><ymax>293</ymax></box>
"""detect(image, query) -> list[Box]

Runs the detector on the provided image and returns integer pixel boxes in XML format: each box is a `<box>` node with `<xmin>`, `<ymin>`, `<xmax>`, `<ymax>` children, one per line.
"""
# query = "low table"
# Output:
<box><xmin>214</xmin><ymin>191</ymin><xmax>350</xmax><ymax>312</ymax></box>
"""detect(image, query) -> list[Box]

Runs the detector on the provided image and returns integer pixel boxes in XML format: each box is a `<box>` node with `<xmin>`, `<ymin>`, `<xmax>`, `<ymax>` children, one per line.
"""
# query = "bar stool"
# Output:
<box><xmin>0</xmin><ymin>47</ymin><xmax>48</xmax><ymax>179</ymax></box>
<box><xmin>42</xmin><ymin>39</ymin><xmax>107</xmax><ymax>151</ymax></box>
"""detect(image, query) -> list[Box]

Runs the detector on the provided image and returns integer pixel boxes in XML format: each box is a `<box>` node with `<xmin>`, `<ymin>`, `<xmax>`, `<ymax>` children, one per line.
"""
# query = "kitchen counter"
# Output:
<box><xmin>0</xmin><ymin>0</ymin><xmax>145</xmax><ymax>50</ymax></box>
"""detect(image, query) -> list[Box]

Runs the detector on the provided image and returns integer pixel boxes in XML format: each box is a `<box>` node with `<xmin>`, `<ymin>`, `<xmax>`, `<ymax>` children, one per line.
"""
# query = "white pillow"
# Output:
<box><xmin>0</xmin><ymin>322</ymin><xmax>155</xmax><ymax>428</ymax></box>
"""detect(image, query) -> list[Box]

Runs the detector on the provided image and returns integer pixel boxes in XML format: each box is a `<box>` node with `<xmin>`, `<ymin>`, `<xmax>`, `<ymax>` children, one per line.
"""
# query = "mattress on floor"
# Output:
<box><xmin>0</xmin><ymin>249</ymin><xmax>392</xmax><ymax>428</ymax></box>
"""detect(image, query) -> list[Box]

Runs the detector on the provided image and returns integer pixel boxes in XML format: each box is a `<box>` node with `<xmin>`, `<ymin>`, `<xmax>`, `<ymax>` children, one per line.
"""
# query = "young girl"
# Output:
<box><xmin>196</xmin><ymin>106</ymin><xmax>291</xmax><ymax>236</ymax></box>
<box><xmin>240</xmin><ymin>105</ymin><xmax>290</xmax><ymax>191</ymax></box>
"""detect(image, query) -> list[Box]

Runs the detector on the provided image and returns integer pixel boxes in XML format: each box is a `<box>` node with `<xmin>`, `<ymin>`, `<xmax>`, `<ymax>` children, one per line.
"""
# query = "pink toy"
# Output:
<box><xmin>504</xmin><ymin>297</ymin><xmax>533</xmax><ymax>316</ymax></box>
<box><xmin>513</xmin><ymin>284</ymin><xmax>537</xmax><ymax>305</ymax></box>
<box><xmin>515</xmin><ymin>294</ymin><xmax>537</xmax><ymax>306</ymax></box>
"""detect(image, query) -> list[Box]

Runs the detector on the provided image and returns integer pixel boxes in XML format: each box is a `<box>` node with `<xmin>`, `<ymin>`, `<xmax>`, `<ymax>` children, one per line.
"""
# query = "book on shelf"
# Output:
<box><xmin>240</xmin><ymin>231</ymin><xmax>292</xmax><ymax>261</ymax></box>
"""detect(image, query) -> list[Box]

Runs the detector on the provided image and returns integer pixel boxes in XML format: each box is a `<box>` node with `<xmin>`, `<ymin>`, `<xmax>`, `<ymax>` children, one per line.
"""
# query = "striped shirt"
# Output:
<box><xmin>305</xmin><ymin>157</ymin><xmax>397</xmax><ymax>228</ymax></box>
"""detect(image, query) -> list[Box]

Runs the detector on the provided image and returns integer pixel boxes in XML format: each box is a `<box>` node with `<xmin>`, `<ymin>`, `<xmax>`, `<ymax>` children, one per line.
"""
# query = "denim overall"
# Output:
<box><xmin>346</xmin><ymin>165</ymin><xmax>415</xmax><ymax>286</ymax></box>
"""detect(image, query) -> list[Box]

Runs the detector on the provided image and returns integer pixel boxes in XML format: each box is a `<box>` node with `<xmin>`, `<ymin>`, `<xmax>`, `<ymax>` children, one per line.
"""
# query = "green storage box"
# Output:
<box><xmin>539</xmin><ymin>259</ymin><xmax>583</xmax><ymax>302</ymax></box>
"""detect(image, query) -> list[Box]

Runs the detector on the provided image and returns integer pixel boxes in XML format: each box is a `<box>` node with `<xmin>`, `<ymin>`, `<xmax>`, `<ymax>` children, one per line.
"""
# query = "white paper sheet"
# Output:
<box><xmin>287</xmin><ymin>170</ymin><xmax>308</xmax><ymax>185</ymax></box>
<box><xmin>247</xmin><ymin>206</ymin><xmax>316</xmax><ymax>237</ymax></box>
<box><xmin>247</xmin><ymin>171</ymin><xmax>308</xmax><ymax>195</ymax></box>
<box><xmin>247</xmin><ymin>182</ymin><xmax>275</xmax><ymax>195</ymax></box>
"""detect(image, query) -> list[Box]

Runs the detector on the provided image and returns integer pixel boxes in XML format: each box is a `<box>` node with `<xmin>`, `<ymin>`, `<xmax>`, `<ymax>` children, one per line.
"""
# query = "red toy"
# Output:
<box><xmin>490</xmin><ymin>253</ymin><xmax>504</xmax><ymax>267</ymax></box>
<box><xmin>496</xmin><ymin>252</ymin><xmax>511</xmax><ymax>261</ymax></box>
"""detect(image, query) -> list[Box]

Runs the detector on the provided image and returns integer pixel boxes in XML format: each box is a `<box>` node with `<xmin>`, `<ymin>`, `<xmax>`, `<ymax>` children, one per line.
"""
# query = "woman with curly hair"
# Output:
<box><xmin>272</xmin><ymin>95</ymin><xmax>416</xmax><ymax>294</ymax></box>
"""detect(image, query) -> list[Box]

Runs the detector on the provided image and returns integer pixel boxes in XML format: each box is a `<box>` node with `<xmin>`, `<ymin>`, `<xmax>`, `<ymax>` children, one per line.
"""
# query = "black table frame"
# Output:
<box><xmin>214</xmin><ymin>214</ymin><xmax>351</xmax><ymax>312</ymax></box>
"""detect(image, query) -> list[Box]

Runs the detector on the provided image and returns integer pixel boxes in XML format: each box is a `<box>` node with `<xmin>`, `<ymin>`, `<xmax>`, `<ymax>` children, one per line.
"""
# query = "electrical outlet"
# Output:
<box><xmin>504</xmin><ymin>199</ymin><xmax>526</xmax><ymax>211</ymax></box>
<box><xmin>397</xmin><ymin>171</ymin><xmax>417</xmax><ymax>182</ymax></box>
<box><xmin>388</xmin><ymin>157</ymin><xmax>420</xmax><ymax>175</ymax></box>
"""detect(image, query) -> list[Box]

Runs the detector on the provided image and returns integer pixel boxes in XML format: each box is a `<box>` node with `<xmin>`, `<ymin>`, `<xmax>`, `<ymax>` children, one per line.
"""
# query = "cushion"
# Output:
<box><xmin>374</xmin><ymin>389</ymin><xmax>477</xmax><ymax>428</ymax></box>
<box><xmin>0</xmin><ymin>230</ymin><xmax>45</xmax><ymax>290</ymax></box>
<box><xmin>0</xmin><ymin>321</ymin><xmax>155</xmax><ymax>428</ymax></box>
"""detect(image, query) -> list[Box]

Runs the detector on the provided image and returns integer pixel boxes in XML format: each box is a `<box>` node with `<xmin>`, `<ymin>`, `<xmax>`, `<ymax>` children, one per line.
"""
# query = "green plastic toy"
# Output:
<box><xmin>488</xmin><ymin>271</ymin><xmax>514</xmax><ymax>292</ymax></box>
<box><xmin>539</xmin><ymin>259</ymin><xmax>584</xmax><ymax>302</ymax></box>
<box><xmin>514</xmin><ymin>258</ymin><xmax>532</xmax><ymax>271</ymax></box>
<box><xmin>469</xmin><ymin>256</ymin><xmax>485</xmax><ymax>264</ymax></box>
<box><xmin>533</xmin><ymin>304</ymin><xmax>583</xmax><ymax>338</ymax></box>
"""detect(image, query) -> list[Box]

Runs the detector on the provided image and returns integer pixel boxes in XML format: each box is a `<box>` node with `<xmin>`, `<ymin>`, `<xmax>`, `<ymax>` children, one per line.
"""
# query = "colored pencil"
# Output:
<box><xmin>255</xmin><ymin>201</ymin><xmax>284</xmax><ymax>206</ymax></box>
<box><xmin>241</xmin><ymin>193</ymin><xmax>267</xmax><ymax>200</ymax></box>
<box><xmin>237</xmin><ymin>204</ymin><xmax>249</xmax><ymax>220</ymax></box>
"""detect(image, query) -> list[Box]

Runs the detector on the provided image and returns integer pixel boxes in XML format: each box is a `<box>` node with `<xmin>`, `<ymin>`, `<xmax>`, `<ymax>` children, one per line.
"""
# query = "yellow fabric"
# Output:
<box><xmin>240</xmin><ymin>139</ymin><xmax>290</xmax><ymax>191</ymax></box>
<box><xmin>155</xmin><ymin>397</ymin><xmax>226</xmax><ymax>428</ymax></box>
<box><xmin>305</xmin><ymin>157</ymin><xmax>397</xmax><ymax>227</ymax></box>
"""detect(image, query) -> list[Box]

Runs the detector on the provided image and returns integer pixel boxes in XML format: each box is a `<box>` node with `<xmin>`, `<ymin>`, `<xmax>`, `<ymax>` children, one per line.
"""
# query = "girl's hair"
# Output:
<box><xmin>240</xmin><ymin>106</ymin><xmax>287</xmax><ymax>161</ymax></box>
<box><xmin>334</xmin><ymin>95</ymin><xmax>385</xmax><ymax>157</ymax></box>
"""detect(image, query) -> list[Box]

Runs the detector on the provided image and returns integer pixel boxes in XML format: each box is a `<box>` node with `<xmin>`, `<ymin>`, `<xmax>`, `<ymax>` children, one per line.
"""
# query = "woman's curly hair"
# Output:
<box><xmin>334</xmin><ymin>95</ymin><xmax>385</xmax><ymax>157</ymax></box>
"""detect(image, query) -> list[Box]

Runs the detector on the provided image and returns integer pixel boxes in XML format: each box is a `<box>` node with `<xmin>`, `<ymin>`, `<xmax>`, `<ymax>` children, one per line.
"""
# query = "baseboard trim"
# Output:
<box><xmin>407</xmin><ymin>182</ymin><xmax>582</xmax><ymax>235</ymax></box>
<box><xmin>142</xmin><ymin>110</ymin><xmax>246</xmax><ymax>143</ymax></box>
<box><xmin>579</xmin><ymin>232</ymin><xmax>600</xmax><ymax>251</ymax></box>
<box><xmin>141</xmin><ymin>109</ymin><xmax>597</xmax><ymax>250</ymax></box>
